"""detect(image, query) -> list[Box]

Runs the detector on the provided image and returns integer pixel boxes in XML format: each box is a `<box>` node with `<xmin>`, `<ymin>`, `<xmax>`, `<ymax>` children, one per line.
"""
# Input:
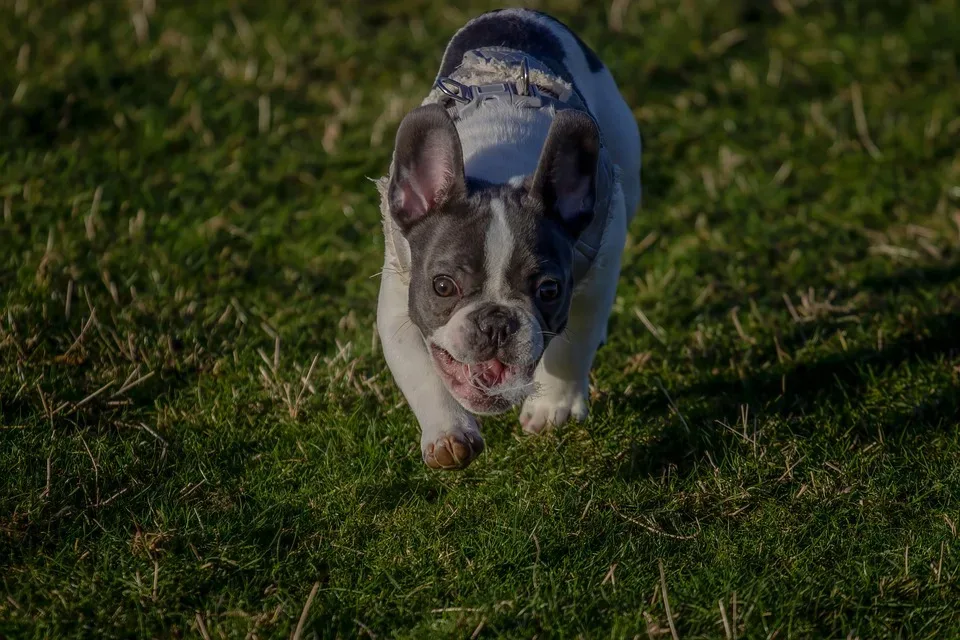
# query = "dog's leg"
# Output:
<box><xmin>520</xmin><ymin>193</ymin><xmax>628</xmax><ymax>434</ymax></box>
<box><xmin>377</xmin><ymin>268</ymin><xmax>484</xmax><ymax>469</ymax></box>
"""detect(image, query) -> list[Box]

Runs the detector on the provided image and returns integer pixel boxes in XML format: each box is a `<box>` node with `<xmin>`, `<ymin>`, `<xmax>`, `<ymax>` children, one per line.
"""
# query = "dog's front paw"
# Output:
<box><xmin>519</xmin><ymin>380</ymin><xmax>589</xmax><ymax>434</ymax></box>
<box><xmin>422</xmin><ymin>426</ymin><xmax>485</xmax><ymax>470</ymax></box>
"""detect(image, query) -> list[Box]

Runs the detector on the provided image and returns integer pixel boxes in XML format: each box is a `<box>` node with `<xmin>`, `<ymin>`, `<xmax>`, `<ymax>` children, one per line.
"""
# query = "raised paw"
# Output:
<box><xmin>422</xmin><ymin>430</ymin><xmax>485</xmax><ymax>470</ymax></box>
<box><xmin>519</xmin><ymin>386</ymin><xmax>589</xmax><ymax>434</ymax></box>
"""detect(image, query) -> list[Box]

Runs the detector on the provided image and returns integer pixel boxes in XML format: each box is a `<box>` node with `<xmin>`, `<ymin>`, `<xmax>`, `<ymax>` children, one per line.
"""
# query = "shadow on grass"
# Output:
<box><xmin>860</xmin><ymin>261</ymin><xmax>960</xmax><ymax>294</ymax></box>
<box><xmin>3</xmin><ymin>62</ymin><xmax>182</xmax><ymax>151</ymax></box>
<box><xmin>611</xmin><ymin>306</ymin><xmax>960</xmax><ymax>481</ymax></box>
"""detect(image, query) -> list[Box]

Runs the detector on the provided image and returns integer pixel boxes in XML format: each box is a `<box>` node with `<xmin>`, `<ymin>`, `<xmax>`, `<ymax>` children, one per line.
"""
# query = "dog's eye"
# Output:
<box><xmin>433</xmin><ymin>275</ymin><xmax>458</xmax><ymax>297</ymax></box>
<box><xmin>537</xmin><ymin>279</ymin><xmax>561</xmax><ymax>302</ymax></box>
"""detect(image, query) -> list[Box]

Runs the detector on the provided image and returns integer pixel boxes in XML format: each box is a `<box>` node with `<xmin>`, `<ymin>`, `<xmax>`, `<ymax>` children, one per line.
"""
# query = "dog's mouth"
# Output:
<box><xmin>433</xmin><ymin>346</ymin><xmax>509</xmax><ymax>386</ymax></box>
<box><xmin>429</xmin><ymin>344</ymin><xmax>536</xmax><ymax>413</ymax></box>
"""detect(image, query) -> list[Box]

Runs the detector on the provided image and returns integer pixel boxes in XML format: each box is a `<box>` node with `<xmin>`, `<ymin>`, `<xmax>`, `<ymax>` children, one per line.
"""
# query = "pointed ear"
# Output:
<box><xmin>529</xmin><ymin>110</ymin><xmax>600</xmax><ymax>238</ymax></box>
<box><xmin>387</xmin><ymin>104</ymin><xmax>466</xmax><ymax>233</ymax></box>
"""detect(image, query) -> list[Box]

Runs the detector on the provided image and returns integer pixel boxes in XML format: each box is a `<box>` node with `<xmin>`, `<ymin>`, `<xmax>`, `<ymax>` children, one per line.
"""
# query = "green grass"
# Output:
<box><xmin>2</xmin><ymin>0</ymin><xmax>960</xmax><ymax>637</ymax></box>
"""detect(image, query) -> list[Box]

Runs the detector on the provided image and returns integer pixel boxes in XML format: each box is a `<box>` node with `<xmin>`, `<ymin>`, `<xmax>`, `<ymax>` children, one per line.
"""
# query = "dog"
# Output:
<box><xmin>376</xmin><ymin>9</ymin><xmax>641</xmax><ymax>469</ymax></box>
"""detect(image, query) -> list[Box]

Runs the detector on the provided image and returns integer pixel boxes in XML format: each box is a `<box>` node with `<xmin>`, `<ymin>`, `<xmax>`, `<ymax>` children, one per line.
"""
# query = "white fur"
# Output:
<box><xmin>429</xmin><ymin>300</ymin><xmax>481</xmax><ymax>362</ymax></box>
<box><xmin>484</xmin><ymin>198</ymin><xmax>514</xmax><ymax>301</ymax></box>
<box><xmin>378</xmin><ymin>9</ymin><xmax>642</xmax><ymax>460</ymax></box>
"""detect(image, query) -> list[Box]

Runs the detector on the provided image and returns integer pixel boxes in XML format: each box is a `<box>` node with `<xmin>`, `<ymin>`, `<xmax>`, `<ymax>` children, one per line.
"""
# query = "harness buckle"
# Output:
<box><xmin>518</xmin><ymin>57</ymin><xmax>530</xmax><ymax>96</ymax></box>
<box><xmin>435</xmin><ymin>77</ymin><xmax>472</xmax><ymax>103</ymax></box>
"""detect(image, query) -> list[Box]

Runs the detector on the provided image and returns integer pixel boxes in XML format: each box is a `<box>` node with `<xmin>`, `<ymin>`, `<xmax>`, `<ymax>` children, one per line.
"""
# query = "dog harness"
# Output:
<box><xmin>429</xmin><ymin>47</ymin><xmax>619</xmax><ymax>283</ymax></box>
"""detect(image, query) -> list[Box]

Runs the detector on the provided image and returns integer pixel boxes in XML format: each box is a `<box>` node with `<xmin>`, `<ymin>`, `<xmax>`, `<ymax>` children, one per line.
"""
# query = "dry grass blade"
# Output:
<box><xmin>851</xmin><ymin>82</ymin><xmax>882</xmax><ymax>160</ymax></box>
<box><xmin>152</xmin><ymin>560</ymin><xmax>159</xmax><ymax>600</ymax></box>
<box><xmin>62</xmin><ymin>308</ymin><xmax>97</xmax><ymax>357</ymax></box>
<box><xmin>291</xmin><ymin>582</ymin><xmax>320</xmax><ymax>640</ymax></box>
<box><xmin>65</xmin><ymin>279</ymin><xmax>74</xmax><ymax>320</ymax></box>
<box><xmin>612</xmin><ymin>504</ymin><xmax>700</xmax><ymax>540</ymax></box>
<box><xmin>708</xmin><ymin>28</ymin><xmax>746</xmax><ymax>56</ymax></box>
<box><xmin>258</xmin><ymin>95</ymin><xmax>271</xmax><ymax>133</ymax></box>
<box><xmin>601</xmin><ymin>563</ymin><xmax>617</xmax><ymax>586</ymax></box>
<box><xmin>195</xmin><ymin>612</ymin><xmax>211</xmax><ymax>640</ymax></box>
<box><xmin>292</xmin><ymin>353</ymin><xmax>321</xmax><ymax>418</ymax></box>
<box><xmin>112</xmin><ymin>370</ymin><xmax>154</xmax><ymax>397</ymax></box>
<box><xmin>470</xmin><ymin>618</ymin><xmax>486</xmax><ymax>640</ymax></box>
<box><xmin>73</xmin><ymin>381</ymin><xmax>116</xmax><ymax>411</ymax></box>
<box><xmin>41</xmin><ymin>455</ymin><xmax>51</xmax><ymax>499</ymax></box>
<box><xmin>79</xmin><ymin>435</ymin><xmax>100</xmax><ymax>506</ymax></box>
<box><xmin>634</xmin><ymin>307</ymin><xmax>667</xmax><ymax>344</ymax></box>
<box><xmin>656</xmin><ymin>378</ymin><xmax>690</xmax><ymax>434</ymax></box>
<box><xmin>608</xmin><ymin>0</ymin><xmax>630</xmax><ymax>32</ymax></box>
<box><xmin>730</xmin><ymin>306</ymin><xmax>756</xmax><ymax>344</ymax></box>
<box><xmin>719</xmin><ymin>598</ymin><xmax>732</xmax><ymax>638</ymax></box>
<box><xmin>659</xmin><ymin>560</ymin><xmax>680</xmax><ymax>640</ymax></box>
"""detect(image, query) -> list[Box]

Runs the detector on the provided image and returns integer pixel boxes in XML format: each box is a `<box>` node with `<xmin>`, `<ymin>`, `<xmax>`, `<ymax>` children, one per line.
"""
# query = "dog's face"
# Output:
<box><xmin>387</xmin><ymin>104</ymin><xmax>600</xmax><ymax>414</ymax></box>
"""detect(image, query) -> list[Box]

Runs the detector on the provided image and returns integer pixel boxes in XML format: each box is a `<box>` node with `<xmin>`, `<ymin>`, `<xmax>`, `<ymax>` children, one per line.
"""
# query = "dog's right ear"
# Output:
<box><xmin>387</xmin><ymin>104</ymin><xmax>466</xmax><ymax>233</ymax></box>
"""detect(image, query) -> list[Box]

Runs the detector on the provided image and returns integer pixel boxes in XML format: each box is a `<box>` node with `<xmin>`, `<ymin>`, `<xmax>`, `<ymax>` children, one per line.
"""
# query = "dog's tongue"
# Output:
<box><xmin>471</xmin><ymin>358</ymin><xmax>506</xmax><ymax>387</ymax></box>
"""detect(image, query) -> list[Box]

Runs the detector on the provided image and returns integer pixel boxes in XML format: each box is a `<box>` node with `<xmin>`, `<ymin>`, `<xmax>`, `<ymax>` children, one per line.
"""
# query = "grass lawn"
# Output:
<box><xmin>3</xmin><ymin>0</ymin><xmax>960</xmax><ymax>637</ymax></box>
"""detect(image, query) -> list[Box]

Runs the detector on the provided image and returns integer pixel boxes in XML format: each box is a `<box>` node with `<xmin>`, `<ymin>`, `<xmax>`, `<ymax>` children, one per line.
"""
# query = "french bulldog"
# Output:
<box><xmin>376</xmin><ymin>9</ymin><xmax>641</xmax><ymax>469</ymax></box>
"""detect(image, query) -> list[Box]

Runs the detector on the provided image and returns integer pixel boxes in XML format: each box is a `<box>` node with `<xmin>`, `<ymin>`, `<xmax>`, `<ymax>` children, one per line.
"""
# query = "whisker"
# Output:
<box><xmin>391</xmin><ymin>319</ymin><xmax>413</xmax><ymax>341</ymax></box>
<box><xmin>369</xmin><ymin>266</ymin><xmax>405</xmax><ymax>279</ymax></box>
<box><xmin>542</xmin><ymin>329</ymin><xmax>572</xmax><ymax>344</ymax></box>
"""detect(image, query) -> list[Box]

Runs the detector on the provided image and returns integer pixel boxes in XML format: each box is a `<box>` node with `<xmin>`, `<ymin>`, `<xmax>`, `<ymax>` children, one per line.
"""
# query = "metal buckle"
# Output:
<box><xmin>435</xmin><ymin>77</ymin><xmax>472</xmax><ymax>103</ymax></box>
<box><xmin>437</xmin><ymin>57</ymin><xmax>552</xmax><ymax>121</ymax></box>
<box><xmin>518</xmin><ymin>57</ymin><xmax>530</xmax><ymax>96</ymax></box>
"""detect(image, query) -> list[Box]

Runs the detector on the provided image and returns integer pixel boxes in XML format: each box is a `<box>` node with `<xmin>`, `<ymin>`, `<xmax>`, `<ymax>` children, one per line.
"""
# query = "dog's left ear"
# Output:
<box><xmin>529</xmin><ymin>110</ymin><xmax>600</xmax><ymax>238</ymax></box>
<box><xmin>387</xmin><ymin>104</ymin><xmax>466</xmax><ymax>233</ymax></box>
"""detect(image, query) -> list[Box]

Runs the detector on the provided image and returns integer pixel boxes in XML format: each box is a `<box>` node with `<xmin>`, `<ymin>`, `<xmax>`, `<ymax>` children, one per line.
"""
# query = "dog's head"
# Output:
<box><xmin>386</xmin><ymin>104</ymin><xmax>600</xmax><ymax>414</ymax></box>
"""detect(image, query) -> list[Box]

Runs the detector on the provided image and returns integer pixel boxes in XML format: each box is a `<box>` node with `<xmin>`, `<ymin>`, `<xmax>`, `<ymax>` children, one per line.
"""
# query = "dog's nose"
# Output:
<box><xmin>476</xmin><ymin>306</ymin><xmax>520</xmax><ymax>346</ymax></box>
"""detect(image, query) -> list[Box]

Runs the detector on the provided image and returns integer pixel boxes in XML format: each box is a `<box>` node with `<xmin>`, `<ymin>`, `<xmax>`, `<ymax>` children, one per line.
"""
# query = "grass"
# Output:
<box><xmin>2</xmin><ymin>0</ymin><xmax>960</xmax><ymax>637</ymax></box>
